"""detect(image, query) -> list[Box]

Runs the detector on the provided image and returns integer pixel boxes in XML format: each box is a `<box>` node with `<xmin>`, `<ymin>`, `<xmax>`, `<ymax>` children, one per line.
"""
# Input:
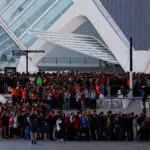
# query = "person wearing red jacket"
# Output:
<box><xmin>100</xmin><ymin>76</ymin><xmax>106</xmax><ymax>95</ymax></box>
<box><xmin>74</xmin><ymin>115</ymin><xmax>80</xmax><ymax>139</ymax></box>
<box><xmin>21</xmin><ymin>89</ymin><xmax>27</xmax><ymax>103</ymax></box>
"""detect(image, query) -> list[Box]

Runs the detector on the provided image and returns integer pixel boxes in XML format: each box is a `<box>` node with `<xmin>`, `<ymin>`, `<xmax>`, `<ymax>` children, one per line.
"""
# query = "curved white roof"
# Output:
<box><xmin>29</xmin><ymin>29</ymin><xmax>118</xmax><ymax>64</ymax></box>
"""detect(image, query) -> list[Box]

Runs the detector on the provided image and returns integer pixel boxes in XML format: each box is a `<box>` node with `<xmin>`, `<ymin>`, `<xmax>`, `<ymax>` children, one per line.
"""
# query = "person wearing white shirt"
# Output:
<box><xmin>56</xmin><ymin>117</ymin><xmax>64</xmax><ymax>142</ymax></box>
<box><xmin>13</xmin><ymin>115</ymin><xmax>18</xmax><ymax>138</ymax></box>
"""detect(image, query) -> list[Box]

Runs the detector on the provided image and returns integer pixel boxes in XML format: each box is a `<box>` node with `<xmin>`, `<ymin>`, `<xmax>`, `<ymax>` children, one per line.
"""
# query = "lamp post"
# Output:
<box><xmin>13</xmin><ymin>50</ymin><xmax>45</xmax><ymax>73</ymax></box>
<box><xmin>129</xmin><ymin>37</ymin><xmax>133</xmax><ymax>93</ymax></box>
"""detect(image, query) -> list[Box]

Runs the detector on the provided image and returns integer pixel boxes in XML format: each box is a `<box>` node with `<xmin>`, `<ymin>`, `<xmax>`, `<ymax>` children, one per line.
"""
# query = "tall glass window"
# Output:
<box><xmin>21</xmin><ymin>0</ymin><xmax>73</xmax><ymax>48</ymax></box>
<box><xmin>0</xmin><ymin>0</ymin><xmax>12</xmax><ymax>12</ymax></box>
<box><xmin>33</xmin><ymin>0</ymin><xmax>73</xmax><ymax>30</ymax></box>
<box><xmin>0</xmin><ymin>25</ymin><xmax>21</xmax><ymax>69</ymax></box>
<box><xmin>21</xmin><ymin>34</ymin><xmax>37</xmax><ymax>48</ymax></box>
<box><xmin>1</xmin><ymin>0</ymin><xmax>32</xmax><ymax>25</ymax></box>
<box><xmin>10</xmin><ymin>0</ymin><xmax>56</xmax><ymax>37</ymax></box>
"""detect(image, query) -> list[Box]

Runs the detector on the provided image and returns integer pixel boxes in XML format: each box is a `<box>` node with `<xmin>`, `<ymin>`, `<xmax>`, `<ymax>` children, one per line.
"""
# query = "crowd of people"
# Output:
<box><xmin>0</xmin><ymin>71</ymin><xmax>150</xmax><ymax>110</ymax></box>
<box><xmin>0</xmin><ymin>71</ymin><xmax>150</xmax><ymax>144</ymax></box>
<box><xmin>0</xmin><ymin>102</ymin><xmax>150</xmax><ymax>143</ymax></box>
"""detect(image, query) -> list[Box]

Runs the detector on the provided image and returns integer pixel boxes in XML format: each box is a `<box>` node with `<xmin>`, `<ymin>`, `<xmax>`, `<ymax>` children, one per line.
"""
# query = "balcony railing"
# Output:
<box><xmin>40</xmin><ymin>57</ymin><xmax>98</xmax><ymax>65</ymax></box>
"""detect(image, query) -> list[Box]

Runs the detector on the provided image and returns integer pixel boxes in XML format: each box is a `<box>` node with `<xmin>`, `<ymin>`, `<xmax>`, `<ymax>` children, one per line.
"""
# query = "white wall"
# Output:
<box><xmin>133</xmin><ymin>51</ymin><xmax>150</xmax><ymax>73</ymax></box>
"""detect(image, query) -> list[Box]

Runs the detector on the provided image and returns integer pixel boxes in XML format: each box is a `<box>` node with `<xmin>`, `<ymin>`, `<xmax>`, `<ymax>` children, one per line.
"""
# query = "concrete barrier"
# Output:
<box><xmin>0</xmin><ymin>94</ymin><xmax>7</xmax><ymax>103</ymax></box>
<box><xmin>141</xmin><ymin>102</ymin><xmax>150</xmax><ymax>109</ymax></box>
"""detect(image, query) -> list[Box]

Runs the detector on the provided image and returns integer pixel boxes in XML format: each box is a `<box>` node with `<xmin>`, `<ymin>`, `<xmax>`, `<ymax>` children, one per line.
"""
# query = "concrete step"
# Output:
<box><xmin>1</xmin><ymin>94</ymin><xmax>12</xmax><ymax>103</ymax></box>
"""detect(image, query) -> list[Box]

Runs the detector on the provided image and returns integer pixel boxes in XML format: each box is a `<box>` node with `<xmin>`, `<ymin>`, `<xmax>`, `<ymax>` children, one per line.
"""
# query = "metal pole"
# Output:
<box><xmin>26</xmin><ymin>50</ymin><xmax>28</xmax><ymax>74</ymax></box>
<box><xmin>114</xmin><ymin>64</ymin><xmax>116</xmax><ymax>73</ymax></box>
<box><xmin>129</xmin><ymin>37</ymin><xmax>133</xmax><ymax>90</ymax></box>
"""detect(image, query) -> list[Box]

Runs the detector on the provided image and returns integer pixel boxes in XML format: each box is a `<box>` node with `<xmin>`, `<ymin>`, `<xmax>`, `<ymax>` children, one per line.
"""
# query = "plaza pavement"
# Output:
<box><xmin>0</xmin><ymin>140</ymin><xmax>150</xmax><ymax>150</ymax></box>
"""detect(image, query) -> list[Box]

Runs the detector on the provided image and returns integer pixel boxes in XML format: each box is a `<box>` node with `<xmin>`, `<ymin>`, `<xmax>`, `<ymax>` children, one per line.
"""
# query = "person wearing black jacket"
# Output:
<box><xmin>29</xmin><ymin>114</ymin><xmax>38</xmax><ymax>144</ymax></box>
<box><xmin>47</xmin><ymin>111</ymin><xmax>56</xmax><ymax>140</ymax></box>
<box><xmin>140</xmin><ymin>116</ymin><xmax>149</xmax><ymax>140</ymax></box>
<box><xmin>38</xmin><ymin>113</ymin><xmax>46</xmax><ymax>140</ymax></box>
<box><xmin>114</xmin><ymin>114</ymin><xmax>121</xmax><ymax>141</ymax></box>
<box><xmin>2</xmin><ymin>111</ymin><xmax>9</xmax><ymax>138</ymax></box>
<box><xmin>142</xmin><ymin>86</ymin><xmax>150</xmax><ymax>114</ymax></box>
<box><xmin>106</xmin><ymin>111</ymin><xmax>114</xmax><ymax>140</ymax></box>
<box><xmin>18</xmin><ymin>112</ymin><xmax>25</xmax><ymax>138</ymax></box>
<box><xmin>90</xmin><ymin>113</ymin><xmax>98</xmax><ymax>140</ymax></box>
<box><xmin>127</xmin><ymin>114</ymin><xmax>134</xmax><ymax>141</ymax></box>
<box><xmin>97</xmin><ymin>112</ymin><xmax>106</xmax><ymax>140</ymax></box>
<box><xmin>24</xmin><ymin>114</ymin><xmax>30</xmax><ymax>140</ymax></box>
<box><xmin>120</xmin><ymin>114</ymin><xmax>126</xmax><ymax>140</ymax></box>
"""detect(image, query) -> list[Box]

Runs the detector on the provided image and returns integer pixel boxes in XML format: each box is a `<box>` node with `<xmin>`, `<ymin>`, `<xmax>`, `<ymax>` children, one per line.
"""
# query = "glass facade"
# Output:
<box><xmin>21</xmin><ymin>0</ymin><xmax>73</xmax><ymax>48</ymax></box>
<box><xmin>0</xmin><ymin>0</ymin><xmax>73</xmax><ymax>68</ymax></box>
<box><xmin>21</xmin><ymin>34</ymin><xmax>37</xmax><ymax>48</ymax></box>
<box><xmin>33</xmin><ymin>0</ymin><xmax>73</xmax><ymax>30</ymax></box>
<box><xmin>10</xmin><ymin>0</ymin><xmax>56</xmax><ymax>37</ymax></box>
<box><xmin>0</xmin><ymin>0</ymin><xmax>12</xmax><ymax>11</ymax></box>
<box><xmin>0</xmin><ymin>25</ymin><xmax>21</xmax><ymax>69</ymax></box>
<box><xmin>1</xmin><ymin>0</ymin><xmax>32</xmax><ymax>25</ymax></box>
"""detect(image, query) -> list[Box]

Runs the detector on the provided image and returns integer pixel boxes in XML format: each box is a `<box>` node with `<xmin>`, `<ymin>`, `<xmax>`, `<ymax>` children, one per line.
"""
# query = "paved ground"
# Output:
<box><xmin>0</xmin><ymin>140</ymin><xmax>150</xmax><ymax>150</ymax></box>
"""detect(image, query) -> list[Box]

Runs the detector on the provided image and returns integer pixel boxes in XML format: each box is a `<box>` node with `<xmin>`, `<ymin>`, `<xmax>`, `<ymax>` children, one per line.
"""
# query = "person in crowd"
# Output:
<box><xmin>80</xmin><ymin>113</ymin><xmax>89</xmax><ymax>140</ymax></box>
<box><xmin>13</xmin><ymin>113</ymin><xmax>18</xmax><ymax>138</ymax></box>
<box><xmin>90</xmin><ymin>112</ymin><xmax>98</xmax><ymax>140</ymax></box>
<box><xmin>140</xmin><ymin>116</ymin><xmax>149</xmax><ymax>141</ymax></box>
<box><xmin>0</xmin><ymin>71</ymin><xmax>149</xmax><ymax>142</ymax></box>
<box><xmin>1</xmin><ymin>71</ymin><xmax>150</xmax><ymax>109</ymax></box>
<box><xmin>29</xmin><ymin>113</ymin><xmax>38</xmax><ymax>144</ymax></box>
<box><xmin>2</xmin><ymin>111</ymin><xmax>9</xmax><ymax>138</ymax></box>
<box><xmin>84</xmin><ymin>87</ymin><xmax>90</xmax><ymax>107</ymax></box>
<box><xmin>21</xmin><ymin>88</ymin><xmax>27</xmax><ymax>103</ymax></box>
<box><xmin>37</xmin><ymin>113</ymin><xmax>46</xmax><ymax>140</ymax></box>
<box><xmin>56</xmin><ymin>116</ymin><xmax>64</xmax><ymax>142</ymax></box>
<box><xmin>24</xmin><ymin>113</ymin><xmax>30</xmax><ymax>140</ymax></box>
<box><xmin>64</xmin><ymin>89</ymin><xmax>71</xmax><ymax>110</ymax></box>
<box><xmin>90</xmin><ymin>88</ymin><xmax>96</xmax><ymax>109</ymax></box>
<box><xmin>97</xmin><ymin>112</ymin><xmax>106</xmax><ymax>140</ymax></box>
<box><xmin>9</xmin><ymin>113</ymin><xmax>14</xmax><ymax>138</ymax></box>
<box><xmin>0</xmin><ymin>113</ymin><xmax>2</xmax><ymax>139</ymax></box>
<box><xmin>0</xmin><ymin>100</ymin><xmax>149</xmax><ymax>141</ymax></box>
<box><xmin>47</xmin><ymin>111</ymin><xmax>56</xmax><ymax>140</ymax></box>
<box><xmin>76</xmin><ymin>90</ymin><xmax>81</xmax><ymax>110</ymax></box>
<box><xmin>81</xmin><ymin>91</ymin><xmax>86</xmax><ymax>111</ymax></box>
<box><xmin>18</xmin><ymin>111</ymin><xmax>25</xmax><ymax>138</ymax></box>
<box><xmin>73</xmin><ymin>114</ymin><xmax>80</xmax><ymax>140</ymax></box>
<box><xmin>46</xmin><ymin>90</ymin><xmax>52</xmax><ymax>110</ymax></box>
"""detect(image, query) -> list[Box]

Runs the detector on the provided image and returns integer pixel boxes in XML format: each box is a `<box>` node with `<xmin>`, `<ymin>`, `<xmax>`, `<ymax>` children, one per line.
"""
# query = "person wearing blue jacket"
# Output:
<box><xmin>80</xmin><ymin>114</ymin><xmax>89</xmax><ymax>140</ymax></box>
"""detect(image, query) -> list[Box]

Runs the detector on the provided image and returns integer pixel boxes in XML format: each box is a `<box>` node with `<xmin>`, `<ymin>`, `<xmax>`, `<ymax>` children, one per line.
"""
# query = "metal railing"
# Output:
<box><xmin>40</xmin><ymin>57</ymin><xmax>98</xmax><ymax>65</ymax></box>
<box><xmin>98</xmin><ymin>96</ymin><xmax>150</xmax><ymax>110</ymax></box>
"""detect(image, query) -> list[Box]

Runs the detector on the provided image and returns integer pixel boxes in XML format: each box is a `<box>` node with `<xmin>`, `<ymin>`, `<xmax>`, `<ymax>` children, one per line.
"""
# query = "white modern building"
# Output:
<box><xmin>0</xmin><ymin>0</ymin><xmax>150</xmax><ymax>73</ymax></box>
